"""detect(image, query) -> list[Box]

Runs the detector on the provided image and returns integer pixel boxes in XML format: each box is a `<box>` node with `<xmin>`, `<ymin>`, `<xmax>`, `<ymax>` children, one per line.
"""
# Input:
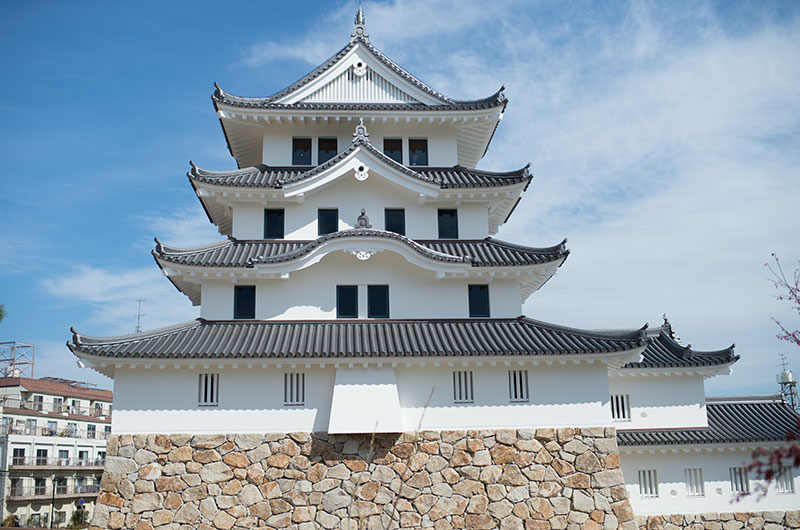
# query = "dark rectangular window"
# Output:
<box><xmin>409</xmin><ymin>138</ymin><xmax>428</xmax><ymax>166</ymax></box>
<box><xmin>318</xmin><ymin>138</ymin><xmax>338</xmax><ymax>164</ymax></box>
<box><xmin>292</xmin><ymin>137</ymin><xmax>312</xmax><ymax>165</ymax></box>
<box><xmin>337</xmin><ymin>285</ymin><xmax>358</xmax><ymax>318</ymax></box>
<box><xmin>383</xmin><ymin>138</ymin><xmax>403</xmax><ymax>163</ymax></box>
<box><xmin>234</xmin><ymin>286</ymin><xmax>256</xmax><ymax>319</ymax></box>
<box><xmin>318</xmin><ymin>209</ymin><xmax>339</xmax><ymax>235</ymax></box>
<box><xmin>438</xmin><ymin>209</ymin><xmax>458</xmax><ymax>238</ymax></box>
<box><xmin>264</xmin><ymin>209</ymin><xmax>285</xmax><ymax>239</ymax></box>
<box><xmin>468</xmin><ymin>285</ymin><xmax>490</xmax><ymax>317</ymax></box>
<box><xmin>12</xmin><ymin>448</ymin><xmax>25</xmax><ymax>466</ymax></box>
<box><xmin>368</xmin><ymin>285</ymin><xmax>389</xmax><ymax>318</ymax></box>
<box><xmin>384</xmin><ymin>209</ymin><xmax>405</xmax><ymax>235</ymax></box>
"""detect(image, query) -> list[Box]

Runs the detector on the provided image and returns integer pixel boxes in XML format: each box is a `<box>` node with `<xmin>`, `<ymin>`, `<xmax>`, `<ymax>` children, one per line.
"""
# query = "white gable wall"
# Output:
<box><xmin>609</xmin><ymin>375</ymin><xmax>708</xmax><ymax>430</ymax></box>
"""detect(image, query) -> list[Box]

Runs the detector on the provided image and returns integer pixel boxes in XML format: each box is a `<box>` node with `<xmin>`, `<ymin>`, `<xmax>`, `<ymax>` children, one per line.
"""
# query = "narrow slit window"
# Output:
<box><xmin>198</xmin><ymin>373</ymin><xmax>219</xmax><ymax>406</ymax></box>
<box><xmin>337</xmin><ymin>285</ymin><xmax>358</xmax><ymax>318</ymax></box>
<box><xmin>508</xmin><ymin>370</ymin><xmax>529</xmax><ymax>402</ymax></box>
<box><xmin>367</xmin><ymin>285</ymin><xmax>389</xmax><ymax>318</ymax></box>
<box><xmin>384</xmin><ymin>208</ymin><xmax>405</xmax><ymax>235</ymax></box>
<box><xmin>409</xmin><ymin>138</ymin><xmax>428</xmax><ymax>166</ymax></box>
<box><xmin>776</xmin><ymin>466</ymin><xmax>795</xmax><ymax>494</ymax></box>
<box><xmin>234</xmin><ymin>285</ymin><xmax>256</xmax><ymax>319</ymax></box>
<box><xmin>685</xmin><ymin>468</ymin><xmax>704</xmax><ymax>497</ymax></box>
<box><xmin>292</xmin><ymin>138</ymin><xmax>312</xmax><ymax>165</ymax></box>
<box><xmin>468</xmin><ymin>285</ymin><xmax>490</xmax><ymax>318</ymax></box>
<box><xmin>264</xmin><ymin>209</ymin><xmax>285</xmax><ymax>239</ymax></box>
<box><xmin>610</xmin><ymin>394</ymin><xmax>631</xmax><ymax>421</ymax></box>
<box><xmin>383</xmin><ymin>138</ymin><xmax>403</xmax><ymax>164</ymax></box>
<box><xmin>452</xmin><ymin>371</ymin><xmax>474</xmax><ymax>403</ymax></box>
<box><xmin>638</xmin><ymin>469</ymin><xmax>658</xmax><ymax>498</ymax></box>
<box><xmin>729</xmin><ymin>467</ymin><xmax>750</xmax><ymax>495</ymax></box>
<box><xmin>284</xmin><ymin>373</ymin><xmax>305</xmax><ymax>406</ymax></box>
<box><xmin>318</xmin><ymin>138</ymin><xmax>338</xmax><ymax>164</ymax></box>
<box><xmin>318</xmin><ymin>208</ymin><xmax>339</xmax><ymax>235</ymax></box>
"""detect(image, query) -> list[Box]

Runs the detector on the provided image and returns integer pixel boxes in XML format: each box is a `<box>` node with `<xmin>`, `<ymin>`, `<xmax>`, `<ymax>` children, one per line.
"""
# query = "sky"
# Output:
<box><xmin>1</xmin><ymin>0</ymin><xmax>798</xmax><ymax>396</ymax></box>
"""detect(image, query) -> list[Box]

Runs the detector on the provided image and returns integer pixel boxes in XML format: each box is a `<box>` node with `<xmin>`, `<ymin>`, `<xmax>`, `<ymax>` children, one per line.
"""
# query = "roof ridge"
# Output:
<box><xmin>518</xmin><ymin>316</ymin><xmax>648</xmax><ymax>343</ymax></box>
<box><xmin>706</xmin><ymin>394</ymin><xmax>785</xmax><ymax>404</ymax></box>
<box><xmin>483</xmin><ymin>237</ymin><xmax>568</xmax><ymax>254</ymax></box>
<box><xmin>70</xmin><ymin>319</ymin><xmax>202</xmax><ymax>346</ymax></box>
<box><xmin>656</xmin><ymin>329</ymin><xmax>736</xmax><ymax>357</ymax></box>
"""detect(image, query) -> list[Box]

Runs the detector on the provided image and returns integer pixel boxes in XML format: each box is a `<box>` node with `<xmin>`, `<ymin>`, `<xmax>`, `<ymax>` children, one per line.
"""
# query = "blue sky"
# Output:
<box><xmin>1</xmin><ymin>1</ymin><xmax>798</xmax><ymax>394</ymax></box>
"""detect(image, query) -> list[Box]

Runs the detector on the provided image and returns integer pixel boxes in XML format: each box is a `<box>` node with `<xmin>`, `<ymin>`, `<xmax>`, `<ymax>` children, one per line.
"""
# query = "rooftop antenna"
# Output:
<box><xmin>0</xmin><ymin>341</ymin><xmax>35</xmax><ymax>378</ymax></box>
<box><xmin>777</xmin><ymin>353</ymin><xmax>798</xmax><ymax>411</ymax></box>
<box><xmin>135</xmin><ymin>298</ymin><xmax>146</xmax><ymax>333</ymax></box>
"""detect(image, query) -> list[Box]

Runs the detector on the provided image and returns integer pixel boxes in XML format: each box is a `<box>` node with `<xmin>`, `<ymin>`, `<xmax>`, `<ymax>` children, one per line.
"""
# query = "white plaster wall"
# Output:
<box><xmin>112</xmin><ymin>367</ymin><xmax>335</xmax><ymax>434</ymax></box>
<box><xmin>199</xmin><ymin>251</ymin><xmax>523</xmax><ymax>320</ymax></box>
<box><xmin>261</xmin><ymin>122</ymin><xmax>458</xmax><ymax>167</ymax></box>
<box><xmin>232</xmin><ymin>204</ymin><xmax>265</xmax><ymax>240</ymax></box>
<box><xmin>609</xmin><ymin>375</ymin><xmax>708</xmax><ymax>430</ymax></box>
<box><xmin>397</xmin><ymin>363</ymin><xmax>612</xmax><ymax>430</ymax></box>
<box><xmin>620</xmin><ymin>449</ymin><xmax>800</xmax><ymax>513</ymax></box>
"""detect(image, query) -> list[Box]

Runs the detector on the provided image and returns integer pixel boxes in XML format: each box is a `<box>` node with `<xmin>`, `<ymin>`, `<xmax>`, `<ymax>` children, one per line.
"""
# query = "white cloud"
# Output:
<box><xmin>142</xmin><ymin>204</ymin><xmax>221</xmax><ymax>249</ymax></box>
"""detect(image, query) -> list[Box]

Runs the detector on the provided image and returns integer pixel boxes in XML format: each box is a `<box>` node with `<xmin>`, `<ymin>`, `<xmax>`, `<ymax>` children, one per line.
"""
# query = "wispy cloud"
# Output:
<box><xmin>142</xmin><ymin>204</ymin><xmax>221</xmax><ymax>249</ymax></box>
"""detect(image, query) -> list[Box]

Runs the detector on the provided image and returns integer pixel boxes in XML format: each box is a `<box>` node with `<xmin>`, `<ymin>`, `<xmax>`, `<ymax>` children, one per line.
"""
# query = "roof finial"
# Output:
<box><xmin>353</xmin><ymin>118</ymin><xmax>370</xmax><ymax>141</ymax></box>
<box><xmin>351</xmin><ymin>3</ymin><xmax>369</xmax><ymax>43</ymax></box>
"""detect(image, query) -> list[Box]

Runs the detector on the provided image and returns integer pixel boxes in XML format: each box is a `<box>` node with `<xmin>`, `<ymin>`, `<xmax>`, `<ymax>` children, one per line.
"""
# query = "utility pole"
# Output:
<box><xmin>777</xmin><ymin>353</ymin><xmax>799</xmax><ymax>412</ymax></box>
<box><xmin>134</xmin><ymin>298</ymin><xmax>146</xmax><ymax>333</ymax></box>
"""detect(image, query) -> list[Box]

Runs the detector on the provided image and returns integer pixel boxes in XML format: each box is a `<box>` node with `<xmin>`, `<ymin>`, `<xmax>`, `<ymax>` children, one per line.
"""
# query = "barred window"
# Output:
<box><xmin>638</xmin><ymin>469</ymin><xmax>658</xmax><ymax>498</ymax></box>
<box><xmin>508</xmin><ymin>370</ymin><xmax>529</xmax><ymax>402</ymax></box>
<box><xmin>610</xmin><ymin>394</ymin><xmax>631</xmax><ymax>421</ymax></box>
<box><xmin>198</xmin><ymin>374</ymin><xmax>219</xmax><ymax>406</ymax></box>
<box><xmin>452</xmin><ymin>371</ymin><xmax>474</xmax><ymax>403</ymax></box>
<box><xmin>730</xmin><ymin>467</ymin><xmax>749</xmax><ymax>494</ymax></box>
<box><xmin>776</xmin><ymin>466</ymin><xmax>795</xmax><ymax>494</ymax></box>
<box><xmin>284</xmin><ymin>373</ymin><xmax>305</xmax><ymax>406</ymax></box>
<box><xmin>685</xmin><ymin>468</ymin><xmax>704</xmax><ymax>497</ymax></box>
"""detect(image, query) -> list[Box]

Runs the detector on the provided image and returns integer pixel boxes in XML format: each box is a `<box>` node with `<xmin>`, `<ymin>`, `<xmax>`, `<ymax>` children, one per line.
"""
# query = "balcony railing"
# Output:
<box><xmin>10</xmin><ymin>456</ymin><xmax>105</xmax><ymax>468</ymax></box>
<box><xmin>8</xmin><ymin>484</ymin><xmax>100</xmax><ymax>499</ymax></box>
<box><xmin>1</xmin><ymin>424</ymin><xmax>111</xmax><ymax>440</ymax></box>
<box><xmin>0</xmin><ymin>398</ymin><xmax>111</xmax><ymax>418</ymax></box>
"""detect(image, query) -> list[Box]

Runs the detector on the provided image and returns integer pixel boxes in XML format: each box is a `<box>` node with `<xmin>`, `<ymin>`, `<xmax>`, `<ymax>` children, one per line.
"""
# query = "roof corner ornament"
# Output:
<box><xmin>662</xmin><ymin>313</ymin><xmax>676</xmax><ymax>338</ymax></box>
<box><xmin>355</xmin><ymin>208</ymin><xmax>372</xmax><ymax>229</ymax></box>
<box><xmin>353</xmin><ymin>118</ymin><xmax>370</xmax><ymax>142</ymax></box>
<box><xmin>350</xmin><ymin>3</ymin><xmax>369</xmax><ymax>43</ymax></box>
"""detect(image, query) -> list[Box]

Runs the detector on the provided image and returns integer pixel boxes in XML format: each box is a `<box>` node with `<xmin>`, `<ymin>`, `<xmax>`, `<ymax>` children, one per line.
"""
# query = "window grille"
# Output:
<box><xmin>284</xmin><ymin>373</ymin><xmax>305</xmax><ymax>406</ymax></box>
<box><xmin>452</xmin><ymin>371</ymin><xmax>474</xmax><ymax>403</ymax></box>
<box><xmin>638</xmin><ymin>469</ymin><xmax>658</xmax><ymax>497</ymax></box>
<box><xmin>508</xmin><ymin>370</ymin><xmax>529</xmax><ymax>402</ymax></box>
<box><xmin>685</xmin><ymin>468</ymin><xmax>704</xmax><ymax>497</ymax></box>
<box><xmin>729</xmin><ymin>467</ymin><xmax>750</xmax><ymax>494</ymax></box>
<box><xmin>776</xmin><ymin>466</ymin><xmax>795</xmax><ymax>494</ymax></box>
<box><xmin>198</xmin><ymin>373</ymin><xmax>219</xmax><ymax>406</ymax></box>
<box><xmin>610</xmin><ymin>394</ymin><xmax>631</xmax><ymax>421</ymax></box>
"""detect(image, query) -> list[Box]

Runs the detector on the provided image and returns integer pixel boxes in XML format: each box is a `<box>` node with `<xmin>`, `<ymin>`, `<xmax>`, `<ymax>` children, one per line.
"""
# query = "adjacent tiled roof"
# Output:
<box><xmin>211</xmin><ymin>37</ymin><xmax>506</xmax><ymax>112</ymax></box>
<box><xmin>0</xmin><ymin>377</ymin><xmax>112</xmax><ymax>401</ymax></box>
<box><xmin>153</xmin><ymin>234</ymin><xmax>568</xmax><ymax>269</ymax></box>
<box><xmin>623</xmin><ymin>328</ymin><xmax>738</xmax><ymax>369</ymax></box>
<box><xmin>188</xmin><ymin>158</ymin><xmax>530</xmax><ymax>190</ymax></box>
<box><xmin>69</xmin><ymin>317</ymin><xmax>647</xmax><ymax>360</ymax></box>
<box><xmin>617</xmin><ymin>395</ymin><xmax>800</xmax><ymax>446</ymax></box>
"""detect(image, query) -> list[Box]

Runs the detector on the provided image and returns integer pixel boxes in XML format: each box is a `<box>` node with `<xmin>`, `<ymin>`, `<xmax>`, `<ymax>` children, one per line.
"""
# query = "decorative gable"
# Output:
<box><xmin>300</xmin><ymin>63</ymin><xmax>421</xmax><ymax>104</ymax></box>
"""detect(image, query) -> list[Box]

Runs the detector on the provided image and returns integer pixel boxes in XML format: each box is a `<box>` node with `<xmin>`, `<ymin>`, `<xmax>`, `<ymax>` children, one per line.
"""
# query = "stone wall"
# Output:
<box><xmin>91</xmin><ymin>427</ymin><xmax>636</xmax><ymax>530</ymax></box>
<box><xmin>635</xmin><ymin>511</ymin><xmax>800</xmax><ymax>530</ymax></box>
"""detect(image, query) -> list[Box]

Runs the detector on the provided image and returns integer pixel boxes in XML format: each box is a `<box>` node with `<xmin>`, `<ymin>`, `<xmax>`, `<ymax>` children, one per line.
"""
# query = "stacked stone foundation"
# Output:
<box><xmin>92</xmin><ymin>427</ymin><xmax>636</xmax><ymax>529</ymax></box>
<box><xmin>635</xmin><ymin>511</ymin><xmax>800</xmax><ymax>529</ymax></box>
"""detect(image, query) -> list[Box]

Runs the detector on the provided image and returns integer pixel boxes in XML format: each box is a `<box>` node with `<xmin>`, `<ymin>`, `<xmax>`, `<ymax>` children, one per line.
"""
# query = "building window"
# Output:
<box><xmin>53</xmin><ymin>397</ymin><xmax>63</xmax><ymax>412</ymax></box>
<box><xmin>234</xmin><ymin>285</ymin><xmax>256</xmax><ymax>319</ymax></box>
<box><xmin>104</xmin><ymin>425</ymin><xmax>112</xmax><ymax>436</ymax></box>
<box><xmin>318</xmin><ymin>208</ymin><xmax>339</xmax><ymax>235</ymax></box>
<box><xmin>87</xmin><ymin>424</ymin><xmax>96</xmax><ymax>439</ymax></box>
<box><xmin>25</xmin><ymin>419</ymin><xmax>36</xmax><ymax>435</ymax></box>
<box><xmin>53</xmin><ymin>512</ymin><xmax>66</xmax><ymax>526</ymax></box>
<box><xmin>284</xmin><ymin>373</ymin><xmax>305</xmax><ymax>406</ymax></box>
<box><xmin>409</xmin><ymin>138</ymin><xmax>428</xmax><ymax>166</ymax></box>
<box><xmin>337</xmin><ymin>285</ymin><xmax>358</xmax><ymax>318</ymax></box>
<box><xmin>368</xmin><ymin>285</ymin><xmax>389</xmax><ymax>318</ymax></box>
<box><xmin>318</xmin><ymin>138</ymin><xmax>338</xmax><ymax>164</ymax></box>
<box><xmin>55</xmin><ymin>477</ymin><xmax>67</xmax><ymax>495</ymax></box>
<box><xmin>9</xmin><ymin>478</ymin><xmax>21</xmax><ymax>496</ymax></box>
<box><xmin>438</xmin><ymin>209</ymin><xmax>458</xmax><ymax>238</ymax></box>
<box><xmin>33</xmin><ymin>395</ymin><xmax>44</xmax><ymax>411</ymax></box>
<box><xmin>46</xmin><ymin>420</ymin><xmax>57</xmax><ymax>436</ymax></box>
<box><xmin>383</xmin><ymin>138</ymin><xmax>403</xmax><ymax>163</ymax></box>
<box><xmin>384</xmin><ymin>208</ymin><xmax>405</xmax><ymax>235</ymax></box>
<box><xmin>610</xmin><ymin>394</ymin><xmax>631</xmax><ymax>421</ymax></box>
<box><xmin>12</xmin><ymin>448</ymin><xmax>25</xmax><ymax>465</ymax></box>
<box><xmin>729</xmin><ymin>467</ymin><xmax>749</xmax><ymax>495</ymax></box>
<box><xmin>508</xmin><ymin>370</ymin><xmax>529</xmax><ymax>402</ymax></box>
<box><xmin>36</xmin><ymin>449</ymin><xmax>48</xmax><ymax>466</ymax></box>
<box><xmin>70</xmin><ymin>399</ymin><xmax>80</xmax><ymax>414</ymax></box>
<box><xmin>66</xmin><ymin>423</ymin><xmax>77</xmax><ymax>437</ymax></box>
<box><xmin>685</xmin><ymin>468</ymin><xmax>704</xmax><ymax>497</ymax></box>
<box><xmin>453</xmin><ymin>371</ymin><xmax>474</xmax><ymax>403</ymax></box>
<box><xmin>776</xmin><ymin>466</ymin><xmax>795</xmax><ymax>494</ymax></box>
<box><xmin>264</xmin><ymin>209</ymin><xmax>285</xmax><ymax>239</ymax></box>
<box><xmin>78</xmin><ymin>450</ymin><xmax>89</xmax><ymax>465</ymax></box>
<box><xmin>198</xmin><ymin>373</ymin><xmax>220</xmax><ymax>406</ymax></box>
<box><xmin>58</xmin><ymin>450</ymin><xmax>69</xmax><ymax>466</ymax></box>
<box><xmin>638</xmin><ymin>469</ymin><xmax>658</xmax><ymax>498</ymax></box>
<box><xmin>468</xmin><ymin>285</ymin><xmax>490</xmax><ymax>317</ymax></box>
<box><xmin>292</xmin><ymin>137</ymin><xmax>312</xmax><ymax>165</ymax></box>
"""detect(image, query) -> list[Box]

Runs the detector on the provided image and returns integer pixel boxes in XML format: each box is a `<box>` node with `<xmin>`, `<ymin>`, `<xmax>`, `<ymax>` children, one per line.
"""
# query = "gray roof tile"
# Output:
<box><xmin>69</xmin><ymin>317</ymin><xmax>647</xmax><ymax>360</ymax></box>
<box><xmin>625</xmin><ymin>328</ymin><xmax>738</xmax><ymax>369</ymax></box>
<box><xmin>153</xmin><ymin>233</ymin><xmax>568</xmax><ymax>269</ymax></box>
<box><xmin>617</xmin><ymin>395</ymin><xmax>800</xmax><ymax>446</ymax></box>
